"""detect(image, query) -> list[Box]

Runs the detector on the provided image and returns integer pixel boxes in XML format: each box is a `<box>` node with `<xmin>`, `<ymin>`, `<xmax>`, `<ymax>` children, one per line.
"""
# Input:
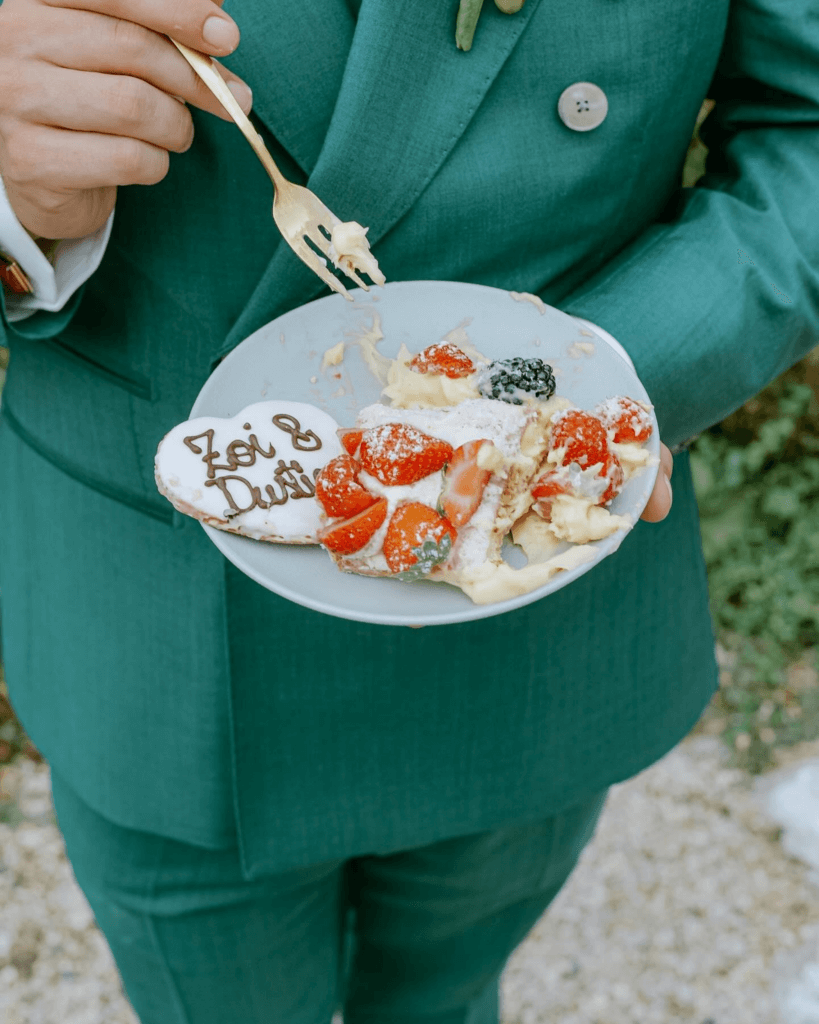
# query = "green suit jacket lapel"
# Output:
<box><xmin>223</xmin><ymin>0</ymin><xmax>355</xmax><ymax>173</ymax></box>
<box><xmin>218</xmin><ymin>0</ymin><xmax>543</xmax><ymax>360</ymax></box>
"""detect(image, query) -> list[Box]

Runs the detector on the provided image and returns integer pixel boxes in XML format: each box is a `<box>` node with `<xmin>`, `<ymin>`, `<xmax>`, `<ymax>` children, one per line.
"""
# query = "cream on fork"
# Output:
<box><xmin>171</xmin><ymin>39</ymin><xmax>384</xmax><ymax>299</ymax></box>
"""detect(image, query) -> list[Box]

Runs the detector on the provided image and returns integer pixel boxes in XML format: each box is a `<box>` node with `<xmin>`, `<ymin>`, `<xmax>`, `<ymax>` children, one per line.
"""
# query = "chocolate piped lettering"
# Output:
<box><xmin>184</xmin><ymin>429</ymin><xmax>222</xmax><ymax>480</ymax></box>
<box><xmin>184</xmin><ymin>428</ymin><xmax>277</xmax><ymax>478</ymax></box>
<box><xmin>185</xmin><ymin>413</ymin><xmax>326</xmax><ymax>517</ymax></box>
<box><xmin>271</xmin><ymin>414</ymin><xmax>322</xmax><ymax>451</ymax></box>
<box><xmin>205</xmin><ymin>475</ymin><xmax>265</xmax><ymax>513</ymax></box>
<box><xmin>275</xmin><ymin>460</ymin><xmax>316</xmax><ymax>499</ymax></box>
<box><xmin>247</xmin><ymin>434</ymin><xmax>277</xmax><ymax>460</ymax></box>
<box><xmin>224</xmin><ymin>439</ymin><xmax>257</xmax><ymax>467</ymax></box>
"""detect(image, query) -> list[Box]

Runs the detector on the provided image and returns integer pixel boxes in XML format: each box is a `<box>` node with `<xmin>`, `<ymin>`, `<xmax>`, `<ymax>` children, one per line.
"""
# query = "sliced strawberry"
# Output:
<box><xmin>549</xmin><ymin>410</ymin><xmax>608</xmax><ymax>468</ymax></box>
<box><xmin>531</xmin><ymin>453</ymin><xmax>623</xmax><ymax>516</ymax></box>
<box><xmin>409</xmin><ymin>342</ymin><xmax>475</xmax><ymax>379</ymax></box>
<box><xmin>383</xmin><ymin>502</ymin><xmax>458</xmax><ymax>575</ymax></box>
<box><xmin>338</xmin><ymin>428</ymin><xmax>363</xmax><ymax>457</ymax></box>
<box><xmin>439</xmin><ymin>439</ymin><xmax>493</xmax><ymax>527</ymax></box>
<box><xmin>530</xmin><ymin>471</ymin><xmax>570</xmax><ymax>520</ymax></box>
<box><xmin>314</xmin><ymin>453</ymin><xmax>377</xmax><ymax>519</ymax></box>
<box><xmin>319</xmin><ymin>497</ymin><xmax>388</xmax><ymax>555</ymax></box>
<box><xmin>595</xmin><ymin>397</ymin><xmax>653</xmax><ymax>444</ymax></box>
<box><xmin>359</xmin><ymin>423</ymin><xmax>454</xmax><ymax>486</ymax></box>
<box><xmin>531</xmin><ymin>473</ymin><xmax>568</xmax><ymax>501</ymax></box>
<box><xmin>598</xmin><ymin>451</ymin><xmax>624</xmax><ymax>505</ymax></box>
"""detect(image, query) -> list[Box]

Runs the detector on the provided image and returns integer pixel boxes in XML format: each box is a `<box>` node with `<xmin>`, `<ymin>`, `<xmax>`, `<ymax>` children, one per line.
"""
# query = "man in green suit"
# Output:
<box><xmin>1</xmin><ymin>0</ymin><xmax>817</xmax><ymax>1021</ymax></box>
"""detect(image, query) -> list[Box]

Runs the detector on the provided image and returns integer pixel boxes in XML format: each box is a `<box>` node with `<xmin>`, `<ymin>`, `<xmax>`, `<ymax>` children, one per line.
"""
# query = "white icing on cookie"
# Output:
<box><xmin>155</xmin><ymin>401</ymin><xmax>342</xmax><ymax>543</ymax></box>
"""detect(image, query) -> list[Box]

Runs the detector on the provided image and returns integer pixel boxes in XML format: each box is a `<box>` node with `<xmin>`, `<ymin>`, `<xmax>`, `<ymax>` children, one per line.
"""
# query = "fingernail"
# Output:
<box><xmin>227</xmin><ymin>80</ymin><xmax>253</xmax><ymax>113</ymax></box>
<box><xmin>664</xmin><ymin>472</ymin><xmax>673</xmax><ymax>505</ymax></box>
<box><xmin>202</xmin><ymin>16</ymin><xmax>240</xmax><ymax>53</ymax></box>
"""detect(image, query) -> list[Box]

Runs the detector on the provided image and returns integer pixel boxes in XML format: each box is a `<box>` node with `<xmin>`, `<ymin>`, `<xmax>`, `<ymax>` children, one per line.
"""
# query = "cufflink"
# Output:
<box><xmin>0</xmin><ymin>252</ymin><xmax>34</xmax><ymax>295</ymax></box>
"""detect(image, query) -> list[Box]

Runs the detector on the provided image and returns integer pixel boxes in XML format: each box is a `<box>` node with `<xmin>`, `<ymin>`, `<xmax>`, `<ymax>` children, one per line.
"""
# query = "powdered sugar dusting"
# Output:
<box><xmin>596</xmin><ymin>396</ymin><xmax>653</xmax><ymax>444</ymax></box>
<box><xmin>357</xmin><ymin>399</ymin><xmax>531</xmax><ymax>457</ymax></box>
<box><xmin>363</xmin><ymin>422</ymin><xmax>433</xmax><ymax>462</ymax></box>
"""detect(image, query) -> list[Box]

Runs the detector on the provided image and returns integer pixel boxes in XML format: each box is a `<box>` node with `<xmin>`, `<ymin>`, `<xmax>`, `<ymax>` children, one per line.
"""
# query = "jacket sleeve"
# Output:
<box><xmin>0</xmin><ymin>175</ymin><xmax>113</xmax><ymax>344</ymax></box>
<box><xmin>561</xmin><ymin>0</ymin><xmax>819</xmax><ymax>450</ymax></box>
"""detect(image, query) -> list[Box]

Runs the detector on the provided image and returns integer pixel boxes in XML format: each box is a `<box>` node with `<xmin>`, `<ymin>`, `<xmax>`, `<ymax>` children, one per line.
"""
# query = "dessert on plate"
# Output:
<box><xmin>154</xmin><ymin>338</ymin><xmax>656</xmax><ymax>604</ymax></box>
<box><xmin>312</xmin><ymin>340</ymin><xmax>656</xmax><ymax>602</ymax></box>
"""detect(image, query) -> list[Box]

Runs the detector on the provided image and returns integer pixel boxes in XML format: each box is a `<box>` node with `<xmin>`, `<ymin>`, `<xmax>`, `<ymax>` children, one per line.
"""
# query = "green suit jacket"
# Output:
<box><xmin>2</xmin><ymin>0</ymin><xmax>818</xmax><ymax>875</ymax></box>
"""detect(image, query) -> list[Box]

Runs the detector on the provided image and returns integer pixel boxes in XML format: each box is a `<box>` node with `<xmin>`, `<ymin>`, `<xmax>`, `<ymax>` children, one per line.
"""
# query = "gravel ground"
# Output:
<box><xmin>1</xmin><ymin>735</ymin><xmax>818</xmax><ymax>1024</ymax></box>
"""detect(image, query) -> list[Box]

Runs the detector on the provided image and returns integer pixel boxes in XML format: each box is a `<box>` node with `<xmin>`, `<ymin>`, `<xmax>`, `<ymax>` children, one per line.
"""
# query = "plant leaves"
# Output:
<box><xmin>455</xmin><ymin>0</ymin><xmax>485</xmax><ymax>50</ymax></box>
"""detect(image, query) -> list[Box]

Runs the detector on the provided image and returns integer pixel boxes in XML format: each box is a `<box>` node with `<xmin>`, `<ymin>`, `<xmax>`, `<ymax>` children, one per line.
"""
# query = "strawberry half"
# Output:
<box><xmin>337</xmin><ymin>428</ymin><xmax>364</xmax><ymax>457</ymax></box>
<box><xmin>359</xmin><ymin>423</ymin><xmax>454</xmax><ymax>486</ymax></box>
<box><xmin>531</xmin><ymin>451</ymin><xmax>624</xmax><ymax>519</ymax></box>
<box><xmin>530</xmin><ymin>471</ymin><xmax>570</xmax><ymax>520</ymax></box>
<box><xmin>439</xmin><ymin>439</ymin><xmax>493</xmax><ymax>527</ymax></box>
<box><xmin>595</xmin><ymin>397</ymin><xmax>653</xmax><ymax>444</ymax></box>
<box><xmin>598</xmin><ymin>451</ymin><xmax>624</xmax><ymax>504</ymax></box>
<box><xmin>549</xmin><ymin>410</ymin><xmax>608</xmax><ymax>468</ymax></box>
<box><xmin>314</xmin><ymin>453</ymin><xmax>377</xmax><ymax>519</ymax></box>
<box><xmin>319</xmin><ymin>497</ymin><xmax>388</xmax><ymax>555</ymax></box>
<box><xmin>409</xmin><ymin>342</ymin><xmax>475</xmax><ymax>379</ymax></box>
<box><xmin>383</xmin><ymin>502</ymin><xmax>458</xmax><ymax>577</ymax></box>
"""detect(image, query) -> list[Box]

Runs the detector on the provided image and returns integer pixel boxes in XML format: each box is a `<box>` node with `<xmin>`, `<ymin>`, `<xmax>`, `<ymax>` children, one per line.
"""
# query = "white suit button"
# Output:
<box><xmin>557</xmin><ymin>82</ymin><xmax>608</xmax><ymax>131</ymax></box>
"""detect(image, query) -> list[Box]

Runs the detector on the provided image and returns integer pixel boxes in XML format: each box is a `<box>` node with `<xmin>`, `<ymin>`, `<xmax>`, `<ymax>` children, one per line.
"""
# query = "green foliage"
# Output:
<box><xmin>682</xmin><ymin>99</ymin><xmax>714</xmax><ymax>188</ymax></box>
<box><xmin>692</xmin><ymin>353</ymin><xmax>819</xmax><ymax>771</ymax></box>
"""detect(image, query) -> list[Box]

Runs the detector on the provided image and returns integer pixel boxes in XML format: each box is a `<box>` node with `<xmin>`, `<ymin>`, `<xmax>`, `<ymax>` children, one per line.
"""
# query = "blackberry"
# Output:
<box><xmin>478</xmin><ymin>357</ymin><xmax>556</xmax><ymax>404</ymax></box>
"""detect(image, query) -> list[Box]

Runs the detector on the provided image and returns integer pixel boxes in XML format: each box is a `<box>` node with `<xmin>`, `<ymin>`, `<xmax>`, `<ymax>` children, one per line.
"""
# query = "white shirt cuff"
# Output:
<box><xmin>1</xmin><ymin>176</ymin><xmax>113</xmax><ymax>324</ymax></box>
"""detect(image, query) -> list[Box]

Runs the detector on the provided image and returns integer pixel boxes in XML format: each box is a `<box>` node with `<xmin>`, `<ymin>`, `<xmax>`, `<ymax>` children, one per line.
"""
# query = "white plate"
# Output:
<box><xmin>190</xmin><ymin>280</ymin><xmax>659</xmax><ymax>625</ymax></box>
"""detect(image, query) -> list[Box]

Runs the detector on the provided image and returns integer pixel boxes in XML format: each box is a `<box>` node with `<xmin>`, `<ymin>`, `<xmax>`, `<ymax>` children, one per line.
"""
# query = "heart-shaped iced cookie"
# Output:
<box><xmin>155</xmin><ymin>401</ymin><xmax>342</xmax><ymax>543</ymax></box>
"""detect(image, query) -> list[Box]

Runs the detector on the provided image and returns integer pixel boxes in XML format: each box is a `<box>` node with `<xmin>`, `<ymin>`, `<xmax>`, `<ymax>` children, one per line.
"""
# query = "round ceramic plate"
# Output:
<box><xmin>190</xmin><ymin>280</ymin><xmax>659</xmax><ymax>626</ymax></box>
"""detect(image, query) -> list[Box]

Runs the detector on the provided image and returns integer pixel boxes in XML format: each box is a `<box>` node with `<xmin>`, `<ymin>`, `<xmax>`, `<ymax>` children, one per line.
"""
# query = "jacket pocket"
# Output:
<box><xmin>1</xmin><ymin>403</ymin><xmax>173</xmax><ymax>524</ymax></box>
<box><xmin>40</xmin><ymin>338</ymin><xmax>152</xmax><ymax>400</ymax></box>
<box><xmin>2</xmin><ymin>337</ymin><xmax>173</xmax><ymax>524</ymax></box>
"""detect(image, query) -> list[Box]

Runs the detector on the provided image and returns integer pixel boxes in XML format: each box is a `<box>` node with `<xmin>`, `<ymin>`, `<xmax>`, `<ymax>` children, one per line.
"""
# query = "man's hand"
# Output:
<box><xmin>0</xmin><ymin>0</ymin><xmax>254</xmax><ymax>240</ymax></box>
<box><xmin>639</xmin><ymin>442</ymin><xmax>673</xmax><ymax>523</ymax></box>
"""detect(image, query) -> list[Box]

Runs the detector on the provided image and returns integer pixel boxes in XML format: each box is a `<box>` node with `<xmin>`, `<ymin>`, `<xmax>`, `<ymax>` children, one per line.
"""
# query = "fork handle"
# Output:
<box><xmin>170</xmin><ymin>38</ymin><xmax>287</xmax><ymax>192</ymax></box>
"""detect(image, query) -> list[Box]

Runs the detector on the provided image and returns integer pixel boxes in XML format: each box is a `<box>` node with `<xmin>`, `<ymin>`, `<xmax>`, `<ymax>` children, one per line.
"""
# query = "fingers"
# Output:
<box><xmin>44</xmin><ymin>0</ymin><xmax>241</xmax><ymax>58</ymax></box>
<box><xmin>659</xmin><ymin>443</ymin><xmax>673</xmax><ymax>481</ymax></box>
<box><xmin>8</xmin><ymin>7</ymin><xmax>252</xmax><ymax>122</ymax></box>
<box><xmin>0</xmin><ymin>0</ymin><xmax>253</xmax><ymax>238</ymax></box>
<box><xmin>1</xmin><ymin>122</ymin><xmax>172</xmax><ymax>191</ymax></box>
<box><xmin>640</xmin><ymin>443</ymin><xmax>674</xmax><ymax>523</ymax></box>
<box><xmin>10</xmin><ymin>65</ymin><xmax>198</xmax><ymax>154</ymax></box>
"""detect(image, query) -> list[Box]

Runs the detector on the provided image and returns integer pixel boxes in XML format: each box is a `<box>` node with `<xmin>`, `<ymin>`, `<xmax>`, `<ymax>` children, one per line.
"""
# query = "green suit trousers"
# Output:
<box><xmin>51</xmin><ymin>767</ymin><xmax>607</xmax><ymax>1024</ymax></box>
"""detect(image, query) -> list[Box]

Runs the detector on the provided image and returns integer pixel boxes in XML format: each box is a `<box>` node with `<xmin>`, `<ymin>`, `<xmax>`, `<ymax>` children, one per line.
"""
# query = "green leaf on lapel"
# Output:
<box><xmin>456</xmin><ymin>0</ymin><xmax>485</xmax><ymax>50</ymax></box>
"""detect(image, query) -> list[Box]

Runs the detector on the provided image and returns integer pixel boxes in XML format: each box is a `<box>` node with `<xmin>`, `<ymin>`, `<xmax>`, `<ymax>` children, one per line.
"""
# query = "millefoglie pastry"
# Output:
<box><xmin>154</xmin><ymin>341</ymin><xmax>656</xmax><ymax>604</ymax></box>
<box><xmin>313</xmin><ymin>340</ymin><xmax>656</xmax><ymax>602</ymax></box>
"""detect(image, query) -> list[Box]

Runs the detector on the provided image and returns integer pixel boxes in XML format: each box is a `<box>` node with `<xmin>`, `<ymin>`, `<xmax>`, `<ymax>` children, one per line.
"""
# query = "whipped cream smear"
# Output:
<box><xmin>328</xmin><ymin>221</ymin><xmax>386</xmax><ymax>287</ymax></box>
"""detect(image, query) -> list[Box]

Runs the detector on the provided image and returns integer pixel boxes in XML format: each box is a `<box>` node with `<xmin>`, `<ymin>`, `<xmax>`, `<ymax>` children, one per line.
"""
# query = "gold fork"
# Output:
<box><xmin>171</xmin><ymin>39</ymin><xmax>373</xmax><ymax>300</ymax></box>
